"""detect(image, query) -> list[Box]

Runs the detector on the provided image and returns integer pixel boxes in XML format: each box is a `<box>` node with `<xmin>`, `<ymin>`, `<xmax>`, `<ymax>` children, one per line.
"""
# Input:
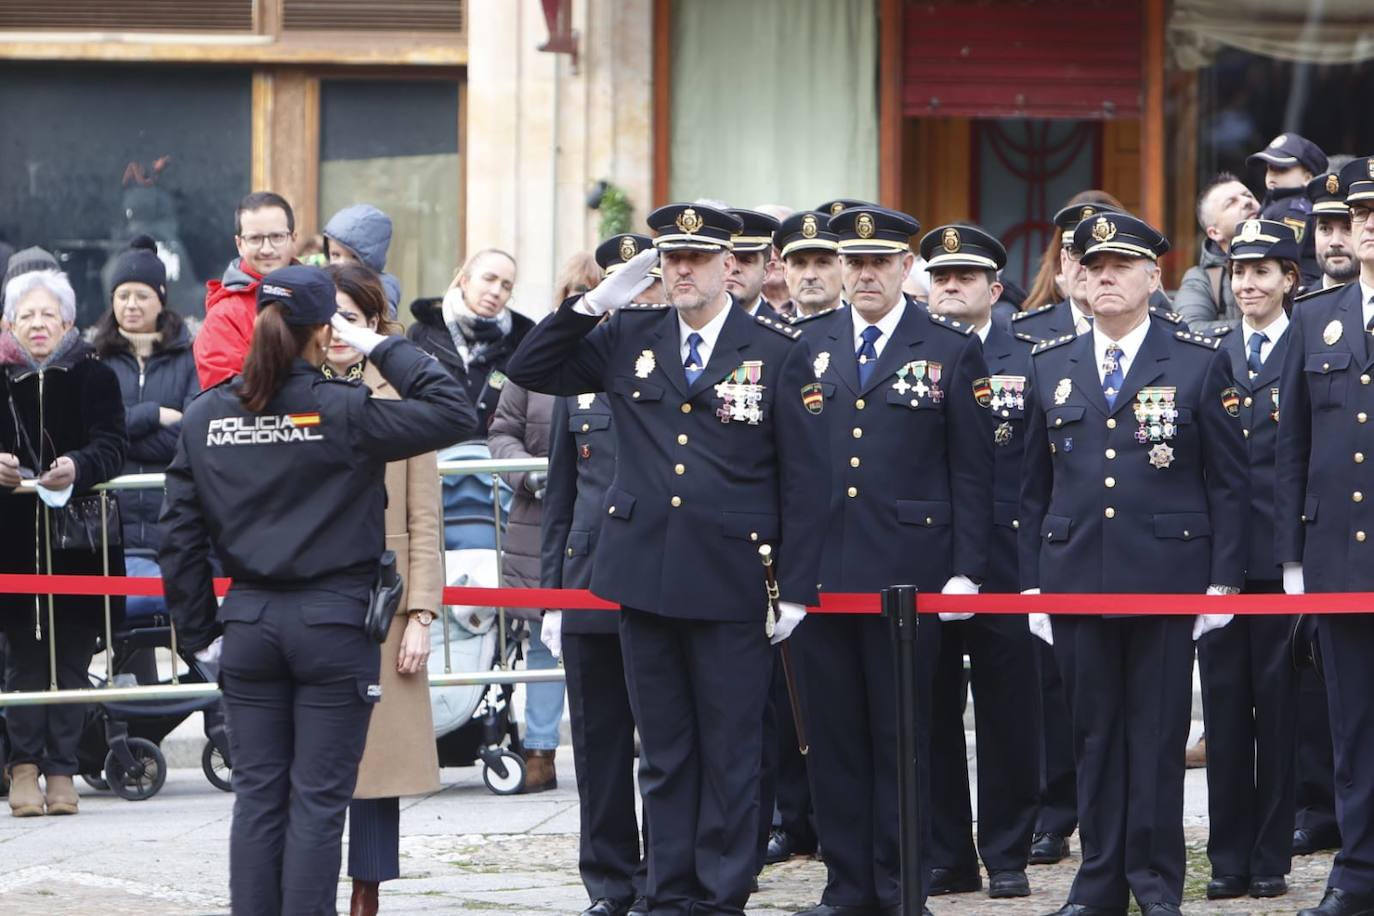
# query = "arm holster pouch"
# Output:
<box><xmin>365</xmin><ymin>550</ymin><xmax>405</xmax><ymax>643</ymax></box>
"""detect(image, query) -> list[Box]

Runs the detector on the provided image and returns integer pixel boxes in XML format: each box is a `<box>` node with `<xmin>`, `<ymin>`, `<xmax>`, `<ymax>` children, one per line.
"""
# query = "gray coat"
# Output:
<box><xmin>488</xmin><ymin>381</ymin><xmax>553</xmax><ymax>619</ymax></box>
<box><xmin>1174</xmin><ymin>238</ymin><xmax>1241</xmax><ymax>336</ymax></box>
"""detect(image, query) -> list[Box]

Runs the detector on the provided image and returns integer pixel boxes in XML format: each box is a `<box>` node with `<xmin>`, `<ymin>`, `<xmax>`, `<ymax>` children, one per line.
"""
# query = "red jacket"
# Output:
<box><xmin>193</xmin><ymin>259</ymin><xmax>263</xmax><ymax>389</ymax></box>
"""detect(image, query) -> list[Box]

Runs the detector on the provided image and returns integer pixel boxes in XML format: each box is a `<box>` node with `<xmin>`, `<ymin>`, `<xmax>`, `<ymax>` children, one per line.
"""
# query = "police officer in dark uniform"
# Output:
<box><xmin>159</xmin><ymin>266</ymin><xmax>476</xmax><ymax>916</ymax></box>
<box><xmin>1012</xmin><ymin>203</ymin><xmax>1120</xmax><ymax>343</ymax></box>
<box><xmin>1276</xmin><ymin>156</ymin><xmax>1374</xmax><ymax>916</ymax></box>
<box><xmin>793</xmin><ymin>206</ymin><xmax>994</xmax><ymax>916</ymax></box>
<box><xmin>920</xmin><ymin>224</ymin><xmax>1041</xmax><ymax>901</ymax></box>
<box><xmin>1020</xmin><ymin>213</ymin><xmax>1247</xmax><ymax>916</ymax></box>
<box><xmin>1304</xmin><ymin>169</ymin><xmax>1360</xmax><ymax>296</ymax></box>
<box><xmin>506</xmin><ymin>203</ymin><xmax>829</xmax><ymax>916</ymax></box>
<box><xmin>1248</xmin><ymin>133</ymin><xmax>1328</xmax><ymax>289</ymax></box>
<box><xmin>1199</xmin><ymin>219</ymin><xmax>1301</xmax><ymax>901</ymax></box>
<box><xmin>540</xmin><ymin>232</ymin><xmax>656</xmax><ymax>916</ymax></box>
<box><xmin>726</xmin><ymin>208</ymin><xmax>784</xmax><ymax>321</ymax></box>
<box><xmin>816</xmin><ymin>199</ymin><xmax>877</xmax><ymax>219</ymax></box>
<box><xmin>773</xmin><ymin>210</ymin><xmax>845</xmax><ymax>323</ymax></box>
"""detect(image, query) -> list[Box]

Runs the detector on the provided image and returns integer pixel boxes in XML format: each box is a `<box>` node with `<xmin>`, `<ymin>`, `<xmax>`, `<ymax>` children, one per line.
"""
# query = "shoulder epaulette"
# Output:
<box><xmin>1210</xmin><ymin>325</ymin><xmax>1233</xmax><ymax>336</ymax></box>
<box><xmin>756</xmin><ymin>313</ymin><xmax>802</xmax><ymax>340</ymax></box>
<box><xmin>620</xmin><ymin>302</ymin><xmax>670</xmax><ymax>312</ymax></box>
<box><xmin>1149</xmin><ymin>305</ymin><xmax>1184</xmax><ymax>324</ymax></box>
<box><xmin>1295</xmin><ymin>282</ymin><xmax>1347</xmax><ymax>303</ymax></box>
<box><xmin>1011</xmin><ymin>302</ymin><xmax>1055</xmax><ymax>321</ymax></box>
<box><xmin>1175</xmin><ymin>329</ymin><xmax>1222</xmax><ymax>350</ymax></box>
<box><xmin>790</xmin><ymin>306</ymin><xmax>839</xmax><ymax>325</ymax></box>
<box><xmin>1031</xmin><ymin>334</ymin><xmax>1076</xmax><ymax>355</ymax></box>
<box><xmin>928</xmin><ymin>312</ymin><xmax>976</xmax><ymax>335</ymax></box>
<box><xmin>1014</xmin><ymin>331</ymin><xmax>1042</xmax><ymax>345</ymax></box>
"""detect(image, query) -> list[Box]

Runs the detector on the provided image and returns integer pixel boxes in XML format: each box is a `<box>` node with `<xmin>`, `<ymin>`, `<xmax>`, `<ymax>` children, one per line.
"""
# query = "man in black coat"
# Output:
<box><xmin>507</xmin><ymin>203</ymin><xmax>828</xmax><ymax>916</ymax></box>
<box><xmin>1020</xmin><ymin>212</ymin><xmax>1248</xmax><ymax>916</ymax></box>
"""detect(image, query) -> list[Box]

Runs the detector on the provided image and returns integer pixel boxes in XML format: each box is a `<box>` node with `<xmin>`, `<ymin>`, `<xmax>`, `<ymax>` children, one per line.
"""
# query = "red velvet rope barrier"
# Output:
<box><xmin>2</xmin><ymin>574</ymin><xmax>1372</xmax><ymax>615</ymax></box>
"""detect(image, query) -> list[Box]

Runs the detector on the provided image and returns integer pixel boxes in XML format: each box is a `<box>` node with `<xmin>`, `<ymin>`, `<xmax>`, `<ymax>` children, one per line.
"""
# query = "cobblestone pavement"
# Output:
<box><xmin>0</xmin><ymin>762</ymin><xmax>1337</xmax><ymax>915</ymax></box>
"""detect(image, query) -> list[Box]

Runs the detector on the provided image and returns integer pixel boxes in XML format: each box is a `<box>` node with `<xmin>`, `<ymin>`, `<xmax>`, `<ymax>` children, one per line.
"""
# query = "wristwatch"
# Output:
<box><xmin>408</xmin><ymin>609</ymin><xmax>435</xmax><ymax>625</ymax></box>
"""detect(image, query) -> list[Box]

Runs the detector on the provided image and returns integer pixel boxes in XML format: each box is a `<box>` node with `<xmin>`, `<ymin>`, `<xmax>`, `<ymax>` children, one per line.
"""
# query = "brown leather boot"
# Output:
<box><xmin>522</xmin><ymin>748</ymin><xmax>557</xmax><ymax>793</ymax></box>
<box><xmin>7</xmin><ymin>764</ymin><xmax>44</xmax><ymax>817</ymax></box>
<box><xmin>44</xmin><ymin>774</ymin><xmax>79</xmax><ymax>815</ymax></box>
<box><xmin>350</xmin><ymin>879</ymin><xmax>379</xmax><ymax>916</ymax></box>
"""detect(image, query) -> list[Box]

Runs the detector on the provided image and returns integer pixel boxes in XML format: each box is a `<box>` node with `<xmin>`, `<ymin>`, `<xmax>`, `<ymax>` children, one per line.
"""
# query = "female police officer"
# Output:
<box><xmin>159</xmin><ymin>265</ymin><xmax>475</xmax><ymax>915</ymax></box>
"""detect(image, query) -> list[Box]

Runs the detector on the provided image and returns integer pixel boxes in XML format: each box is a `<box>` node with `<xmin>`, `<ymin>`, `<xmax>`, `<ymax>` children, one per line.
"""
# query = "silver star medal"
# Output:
<box><xmin>813</xmin><ymin>351</ymin><xmax>831</xmax><ymax>379</ymax></box>
<box><xmin>634</xmin><ymin>350</ymin><xmax>656</xmax><ymax>379</ymax></box>
<box><xmin>1148</xmin><ymin>442</ymin><xmax>1174</xmax><ymax>469</ymax></box>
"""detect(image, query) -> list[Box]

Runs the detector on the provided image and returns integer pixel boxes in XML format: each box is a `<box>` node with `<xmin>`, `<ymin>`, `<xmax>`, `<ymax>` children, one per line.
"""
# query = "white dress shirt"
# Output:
<box><xmin>850</xmin><ymin>299</ymin><xmax>907</xmax><ymax>360</ymax></box>
<box><xmin>1361</xmin><ymin>281</ymin><xmax>1374</xmax><ymax>329</ymax></box>
<box><xmin>678</xmin><ymin>299</ymin><xmax>734</xmax><ymax>371</ymax></box>
<box><xmin>1242</xmin><ymin>309</ymin><xmax>1289</xmax><ymax>369</ymax></box>
<box><xmin>1070</xmin><ymin>299</ymin><xmax>1093</xmax><ymax>337</ymax></box>
<box><xmin>1093</xmin><ymin>316</ymin><xmax>1151</xmax><ymax>386</ymax></box>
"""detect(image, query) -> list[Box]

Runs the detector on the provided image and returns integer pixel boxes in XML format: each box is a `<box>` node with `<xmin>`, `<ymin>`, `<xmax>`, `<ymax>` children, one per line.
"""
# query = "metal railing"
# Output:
<box><xmin>0</xmin><ymin>457</ymin><xmax>555</xmax><ymax>708</ymax></box>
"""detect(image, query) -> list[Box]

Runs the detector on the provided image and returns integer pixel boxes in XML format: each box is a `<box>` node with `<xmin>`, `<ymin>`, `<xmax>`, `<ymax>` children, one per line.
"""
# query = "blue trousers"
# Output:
<box><xmin>348</xmin><ymin>796</ymin><xmax>401</xmax><ymax>882</ymax></box>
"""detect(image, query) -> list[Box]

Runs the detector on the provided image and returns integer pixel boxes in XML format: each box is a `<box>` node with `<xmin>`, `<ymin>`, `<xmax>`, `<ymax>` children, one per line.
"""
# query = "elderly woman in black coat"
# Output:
<box><xmin>0</xmin><ymin>260</ymin><xmax>126</xmax><ymax>818</ymax></box>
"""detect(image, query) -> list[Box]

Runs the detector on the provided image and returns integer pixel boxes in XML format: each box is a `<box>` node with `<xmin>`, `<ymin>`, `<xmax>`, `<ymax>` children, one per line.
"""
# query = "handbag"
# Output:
<box><xmin>365</xmin><ymin>550</ymin><xmax>405</xmax><ymax>643</ymax></box>
<box><xmin>50</xmin><ymin>493</ymin><xmax>123</xmax><ymax>553</ymax></box>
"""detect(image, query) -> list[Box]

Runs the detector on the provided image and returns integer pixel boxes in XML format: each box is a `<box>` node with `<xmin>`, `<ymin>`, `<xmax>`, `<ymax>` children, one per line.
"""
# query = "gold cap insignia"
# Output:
<box><xmin>856</xmin><ymin>213</ymin><xmax>876</xmax><ymax>239</ymax></box>
<box><xmin>941</xmin><ymin>227</ymin><xmax>961</xmax><ymax>253</ymax></box>
<box><xmin>1239</xmin><ymin>219</ymin><xmax>1261</xmax><ymax>243</ymax></box>
<box><xmin>830</xmin><ymin>202</ymin><xmax>844</xmax><ymax>216</ymax></box>
<box><xmin>1091</xmin><ymin>217</ymin><xmax>1116</xmax><ymax>243</ymax></box>
<box><xmin>619</xmin><ymin>236</ymin><xmax>637</xmax><ymax>261</ymax></box>
<box><xmin>1327</xmin><ymin>174</ymin><xmax>1341</xmax><ymax>194</ymax></box>
<box><xmin>1270</xmin><ymin>134</ymin><xmax>1288</xmax><ymax>149</ymax></box>
<box><xmin>801</xmin><ymin>214</ymin><xmax>818</xmax><ymax>239</ymax></box>
<box><xmin>1080</xmin><ymin>206</ymin><xmax>1097</xmax><ymax>220</ymax></box>
<box><xmin>676</xmin><ymin>208</ymin><xmax>703</xmax><ymax>234</ymax></box>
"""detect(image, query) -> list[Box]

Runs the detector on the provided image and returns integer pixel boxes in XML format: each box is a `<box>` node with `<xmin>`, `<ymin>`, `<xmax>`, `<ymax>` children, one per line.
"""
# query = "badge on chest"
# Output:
<box><xmin>892</xmin><ymin>360</ymin><xmax>943</xmax><ymax>405</ymax></box>
<box><xmin>715</xmin><ymin>361</ymin><xmax>765</xmax><ymax>425</ymax></box>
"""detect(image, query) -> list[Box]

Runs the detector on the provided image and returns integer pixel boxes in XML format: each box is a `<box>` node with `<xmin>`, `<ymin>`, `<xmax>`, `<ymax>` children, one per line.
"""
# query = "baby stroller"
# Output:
<box><xmin>429</xmin><ymin>441</ymin><xmax>528</xmax><ymax>795</ymax></box>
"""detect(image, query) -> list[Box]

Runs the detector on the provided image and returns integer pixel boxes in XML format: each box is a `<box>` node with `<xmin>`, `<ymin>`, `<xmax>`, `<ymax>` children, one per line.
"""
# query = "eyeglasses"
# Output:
<box><xmin>1352</xmin><ymin>207</ymin><xmax>1372</xmax><ymax>225</ymax></box>
<box><xmin>238</xmin><ymin>232</ymin><xmax>293</xmax><ymax>249</ymax></box>
<box><xmin>1064</xmin><ymin>246</ymin><xmax>1085</xmax><ymax>262</ymax></box>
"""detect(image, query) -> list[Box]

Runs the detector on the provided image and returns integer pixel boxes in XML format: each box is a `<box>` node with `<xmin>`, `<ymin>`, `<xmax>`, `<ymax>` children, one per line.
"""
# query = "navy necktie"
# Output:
<box><xmin>856</xmin><ymin>325</ymin><xmax>882</xmax><ymax>387</ymax></box>
<box><xmin>1247</xmin><ymin>331</ymin><xmax>1267</xmax><ymax>377</ymax></box>
<box><xmin>684</xmin><ymin>332</ymin><xmax>705</xmax><ymax>386</ymax></box>
<box><xmin>1102</xmin><ymin>343</ymin><xmax>1124</xmax><ymax>409</ymax></box>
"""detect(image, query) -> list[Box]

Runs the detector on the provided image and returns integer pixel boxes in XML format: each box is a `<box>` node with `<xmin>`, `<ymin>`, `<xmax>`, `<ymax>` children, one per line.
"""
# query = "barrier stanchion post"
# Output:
<box><xmin>491</xmin><ymin>473</ymin><xmax>509</xmax><ymax>670</ymax></box>
<box><xmin>882</xmin><ymin>584</ymin><xmax>922</xmax><ymax>916</ymax></box>
<box><xmin>42</xmin><ymin>504</ymin><xmax>58</xmax><ymax>690</ymax></box>
<box><xmin>437</xmin><ymin>484</ymin><xmax>453</xmax><ymax>674</ymax></box>
<box><xmin>100</xmin><ymin>491</ymin><xmax>114</xmax><ymax>684</ymax></box>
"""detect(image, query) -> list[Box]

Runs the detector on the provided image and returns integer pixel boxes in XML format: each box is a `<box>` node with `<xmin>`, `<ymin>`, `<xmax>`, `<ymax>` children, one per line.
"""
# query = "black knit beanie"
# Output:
<box><xmin>110</xmin><ymin>235</ymin><xmax>168</xmax><ymax>305</ymax></box>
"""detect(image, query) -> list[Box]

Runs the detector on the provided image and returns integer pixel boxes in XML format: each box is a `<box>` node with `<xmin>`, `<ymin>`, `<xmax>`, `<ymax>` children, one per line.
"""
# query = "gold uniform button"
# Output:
<box><xmin>925</xmin><ymin>517</ymin><xmax>934</xmax><ymax>525</ymax></box>
<box><xmin>677</xmin><ymin>434</ymin><xmax>688</xmax><ymax>445</ymax></box>
<box><xmin>1105</xmin><ymin>448</ymin><xmax>1117</xmax><ymax>459</ymax></box>
<box><xmin>581</xmin><ymin>423</ymin><xmax>590</xmax><ymax>432</ymax></box>
<box><xmin>850</xmin><ymin>456</ymin><xmax>861</xmax><ymax>468</ymax></box>
<box><xmin>1055</xmin><ymin>417</ymin><xmax>1063</xmax><ymax>427</ymax></box>
<box><xmin>1358</xmin><ymin>452</ymin><xmax>1366</xmax><ymax>464</ymax></box>
<box><xmin>1243</xmin><ymin>429</ymin><xmax>1250</xmax><ymax>438</ymax></box>
<box><xmin>1324</xmin><ymin>362</ymin><xmax>1331</xmax><ymax>371</ymax></box>
<box><xmin>1012</xmin><ymin>519</ymin><xmax>1020</xmax><ymax>530</ymax></box>
<box><xmin>632</xmin><ymin>391</ymin><xmax>641</xmax><ymax>400</ymax></box>
<box><xmin>1362</xmin><ymin>412</ymin><xmax>1371</xmax><ymax>424</ymax></box>
<box><xmin>1356</xmin><ymin>491</ymin><xmax>1365</xmax><ymax>503</ymax></box>
<box><xmin>1183</xmin><ymin>530</ymin><xmax>1190</xmax><ymax>538</ymax></box>
<box><xmin>1106</xmin><ymin>418</ymin><xmax>1117</xmax><ymax>429</ymax></box>
<box><xmin>567</xmin><ymin>547</ymin><xmax>574</xmax><ymax>557</ymax></box>
<box><xmin>608</xmin><ymin>506</ymin><xmax>616</xmax><ymax>515</ymax></box>
<box><xmin>1363</xmin><ymin>374</ymin><xmax>1372</xmax><ymax>385</ymax></box>
<box><xmin>856</xmin><ymin>399</ymin><xmax>866</xmax><ymax>410</ymax></box>
<box><xmin>847</xmin><ymin>486</ymin><xmax>858</xmax><ymax>498</ymax></box>
<box><xmin>681</xmin><ymin>403</ymin><xmax>692</xmax><ymax>414</ymax></box>
<box><xmin>1243</xmin><ymin>396</ymin><xmax>1253</xmax><ymax>408</ymax></box>
<box><xmin>852</xmin><ymin>427</ymin><xmax>863</xmax><ymax>439</ymax></box>
<box><xmin>1359</xmin><ymin>531</ymin><xmax>1368</xmax><ymax>543</ymax></box>
<box><xmin>1105</xmin><ymin>477</ymin><xmax>1116</xmax><ymax>488</ymax></box>
<box><xmin>750</xmin><ymin>532</ymin><xmax>759</xmax><ymax>542</ymax></box>
<box><xmin>674</xmin><ymin>464</ymin><xmax>685</xmax><ymax>475</ymax></box>
<box><xmin>1105</xmin><ymin>507</ymin><xmax>1116</xmax><ymax>519</ymax></box>
<box><xmin>670</xmin><ymin>496</ymin><xmax>682</xmax><ymax>507</ymax></box>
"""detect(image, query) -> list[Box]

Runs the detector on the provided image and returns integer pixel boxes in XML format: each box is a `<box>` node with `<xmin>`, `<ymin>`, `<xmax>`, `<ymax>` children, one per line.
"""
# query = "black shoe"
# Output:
<box><xmin>1139</xmin><ymin>905</ymin><xmax>1183</xmax><ymax>916</ymax></box>
<box><xmin>1298</xmin><ymin>887</ymin><xmax>1374</xmax><ymax>916</ymax></box>
<box><xmin>1248</xmin><ymin>875</ymin><xmax>1287</xmax><ymax>898</ymax></box>
<box><xmin>1041</xmin><ymin>906</ymin><xmax>1128</xmax><ymax>916</ymax></box>
<box><xmin>626</xmin><ymin>898</ymin><xmax>648</xmax><ymax>916</ymax></box>
<box><xmin>580</xmin><ymin>899</ymin><xmax>631</xmax><ymax>916</ymax></box>
<box><xmin>1206</xmin><ymin>875</ymin><xmax>1247</xmax><ymax>899</ymax></box>
<box><xmin>928</xmin><ymin>867</ymin><xmax>982</xmax><ymax>896</ymax></box>
<box><xmin>751</xmin><ymin>877</ymin><xmax>759</xmax><ymax>894</ymax></box>
<box><xmin>766</xmin><ymin>828</ymin><xmax>817</xmax><ymax>865</ymax></box>
<box><xmin>1294</xmin><ymin>827</ymin><xmax>1342</xmax><ymax>856</ymax></box>
<box><xmin>988</xmin><ymin>870</ymin><xmax>1031</xmax><ymax>898</ymax></box>
<box><xmin>1029</xmin><ymin>832</ymin><xmax>1071</xmax><ymax>865</ymax></box>
<box><xmin>795</xmin><ymin>906</ymin><xmax>880</xmax><ymax>916</ymax></box>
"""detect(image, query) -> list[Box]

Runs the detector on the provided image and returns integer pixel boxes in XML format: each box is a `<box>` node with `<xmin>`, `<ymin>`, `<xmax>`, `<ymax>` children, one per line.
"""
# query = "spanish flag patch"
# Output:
<box><xmin>801</xmin><ymin>382</ymin><xmax>824</xmax><ymax>415</ymax></box>
<box><xmin>972</xmin><ymin>377</ymin><xmax>993</xmax><ymax>408</ymax></box>
<box><xmin>287</xmin><ymin>412</ymin><xmax>322</xmax><ymax>427</ymax></box>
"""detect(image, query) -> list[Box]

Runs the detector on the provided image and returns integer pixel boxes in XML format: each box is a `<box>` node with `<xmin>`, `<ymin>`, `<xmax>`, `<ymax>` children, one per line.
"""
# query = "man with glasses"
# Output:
<box><xmin>194</xmin><ymin>191</ymin><xmax>299</xmax><ymax>388</ymax></box>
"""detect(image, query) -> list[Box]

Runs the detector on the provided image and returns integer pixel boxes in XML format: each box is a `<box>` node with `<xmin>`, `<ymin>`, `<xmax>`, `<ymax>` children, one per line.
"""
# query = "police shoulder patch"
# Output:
<box><xmin>1175</xmin><ymin>329</ymin><xmax>1222</xmax><ymax>350</ymax></box>
<box><xmin>928</xmin><ymin>312</ymin><xmax>976</xmax><ymax>335</ymax></box>
<box><xmin>790</xmin><ymin>306</ymin><xmax>839</xmax><ymax>326</ymax></box>
<box><xmin>756</xmin><ymin>313</ymin><xmax>802</xmax><ymax>339</ymax></box>
<box><xmin>1031</xmin><ymin>334</ymin><xmax>1076</xmax><ymax>356</ymax></box>
<box><xmin>1011</xmin><ymin>303</ymin><xmax>1055</xmax><ymax>320</ymax></box>
<box><xmin>620</xmin><ymin>301</ymin><xmax>670</xmax><ymax>312</ymax></box>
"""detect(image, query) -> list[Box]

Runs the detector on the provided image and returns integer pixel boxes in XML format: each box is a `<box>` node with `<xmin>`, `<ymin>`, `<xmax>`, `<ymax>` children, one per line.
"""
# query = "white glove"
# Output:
<box><xmin>1022</xmin><ymin>588</ymin><xmax>1052</xmax><ymax>645</ymax></box>
<box><xmin>1283</xmin><ymin>562</ymin><xmax>1305</xmax><ymax>595</ymax></box>
<box><xmin>330</xmin><ymin>313</ymin><xmax>388</xmax><ymax>356</ymax></box>
<box><xmin>539</xmin><ymin>611</ymin><xmax>562</xmax><ymax>659</ymax></box>
<box><xmin>771</xmin><ymin>601</ymin><xmax>806</xmax><ymax>645</ymax></box>
<box><xmin>938</xmin><ymin>574</ymin><xmax>978</xmax><ymax>622</ymax></box>
<box><xmin>194</xmin><ymin>635</ymin><xmax>223</xmax><ymax>665</ymax></box>
<box><xmin>1193</xmin><ymin>585</ymin><xmax>1237</xmax><ymax>640</ymax></box>
<box><xmin>580</xmin><ymin>249</ymin><xmax>658</xmax><ymax>316</ymax></box>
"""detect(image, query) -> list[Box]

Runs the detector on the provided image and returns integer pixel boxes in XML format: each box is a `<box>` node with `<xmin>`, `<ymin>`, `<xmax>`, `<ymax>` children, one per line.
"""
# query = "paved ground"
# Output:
<box><xmin>0</xmin><ymin>750</ymin><xmax>1337</xmax><ymax>916</ymax></box>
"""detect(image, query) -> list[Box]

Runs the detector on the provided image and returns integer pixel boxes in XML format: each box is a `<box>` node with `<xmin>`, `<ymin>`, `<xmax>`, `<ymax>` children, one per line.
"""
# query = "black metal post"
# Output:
<box><xmin>883</xmin><ymin>584</ymin><xmax>922</xmax><ymax>916</ymax></box>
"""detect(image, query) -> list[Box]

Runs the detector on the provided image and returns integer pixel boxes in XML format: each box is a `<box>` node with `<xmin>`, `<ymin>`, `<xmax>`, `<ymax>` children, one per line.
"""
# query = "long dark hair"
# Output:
<box><xmin>326</xmin><ymin>263</ymin><xmax>400</xmax><ymax>336</ymax></box>
<box><xmin>239</xmin><ymin>303</ymin><xmax>317</xmax><ymax>412</ymax></box>
<box><xmin>91</xmin><ymin>308</ymin><xmax>187</xmax><ymax>357</ymax></box>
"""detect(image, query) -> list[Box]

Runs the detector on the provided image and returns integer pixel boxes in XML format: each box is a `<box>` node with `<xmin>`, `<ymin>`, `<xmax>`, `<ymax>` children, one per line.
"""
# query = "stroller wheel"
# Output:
<box><xmin>82</xmin><ymin>773</ymin><xmax>110</xmax><ymax>792</ymax></box>
<box><xmin>202</xmin><ymin>741</ymin><xmax>233</xmax><ymax>793</ymax></box>
<box><xmin>481</xmin><ymin>749</ymin><xmax>525</xmax><ymax>796</ymax></box>
<box><xmin>104</xmin><ymin>737</ymin><xmax>167</xmax><ymax>801</ymax></box>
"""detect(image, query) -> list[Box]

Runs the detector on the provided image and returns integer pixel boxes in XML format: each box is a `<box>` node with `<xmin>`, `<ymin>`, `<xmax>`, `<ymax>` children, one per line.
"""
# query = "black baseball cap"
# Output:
<box><xmin>257</xmin><ymin>265</ymin><xmax>338</xmax><ymax>326</ymax></box>
<box><xmin>1247</xmin><ymin>133</ymin><xmax>1328</xmax><ymax>175</ymax></box>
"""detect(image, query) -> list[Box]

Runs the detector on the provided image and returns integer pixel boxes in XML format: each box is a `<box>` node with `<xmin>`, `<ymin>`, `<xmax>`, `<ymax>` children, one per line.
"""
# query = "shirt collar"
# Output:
<box><xmin>1244</xmin><ymin>308</ymin><xmax>1289</xmax><ymax>345</ymax></box>
<box><xmin>1361</xmin><ymin>280</ymin><xmax>1374</xmax><ymax>319</ymax></box>
<box><xmin>975</xmin><ymin>320</ymin><xmax>992</xmax><ymax>343</ymax></box>
<box><xmin>851</xmin><ymin>298</ymin><xmax>906</xmax><ymax>346</ymax></box>
<box><xmin>1093</xmin><ymin>314</ymin><xmax>1150</xmax><ymax>367</ymax></box>
<box><xmin>678</xmin><ymin>297</ymin><xmax>733</xmax><ymax>352</ymax></box>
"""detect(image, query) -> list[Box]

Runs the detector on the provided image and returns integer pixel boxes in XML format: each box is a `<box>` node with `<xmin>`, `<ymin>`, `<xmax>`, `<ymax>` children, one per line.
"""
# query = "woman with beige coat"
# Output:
<box><xmin>323</xmin><ymin>264</ymin><xmax>452</xmax><ymax>916</ymax></box>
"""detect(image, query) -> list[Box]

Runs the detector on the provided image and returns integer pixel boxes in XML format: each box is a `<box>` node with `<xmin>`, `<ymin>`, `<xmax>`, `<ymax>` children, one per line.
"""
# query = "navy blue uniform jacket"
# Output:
<box><xmin>1018</xmin><ymin>320</ymin><xmax>1248</xmax><ymax>594</ymax></box>
<box><xmin>506</xmin><ymin>298</ymin><xmax>829</xmax><ymax>620</ymax></box>
<box><xmin>798</xmin><ymin>303</ymin><xmax>991</xmax><ymax>592</ymax></box>
<box><xmin>984</xmin><ymin>323</ymin><xmax>1037</xmax><ymax>593</ymax></box>
<box><xmin>1221</xmin><ymin>327</ymin><xmax>1288</xmax><ymax>581</ymax></box>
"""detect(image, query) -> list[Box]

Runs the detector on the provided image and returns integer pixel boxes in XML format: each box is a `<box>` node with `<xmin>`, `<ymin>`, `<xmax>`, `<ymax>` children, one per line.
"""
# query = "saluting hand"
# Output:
<box><xmin>330</xmin><ymin>313</ymin><xmax>388</xmax><ymax>357</ymax></box>
<box><xmin>580</xmin><ymin>249</ymin><xmax>658</xmax><ymax>316</ymax></box>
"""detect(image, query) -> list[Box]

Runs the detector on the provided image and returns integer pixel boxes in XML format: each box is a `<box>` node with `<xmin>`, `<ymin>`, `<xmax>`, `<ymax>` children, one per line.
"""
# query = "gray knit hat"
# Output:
<box><xmin>3</xmin><ymin>246</ymin><xmax>60</xmax><ymax>292</ymax></box>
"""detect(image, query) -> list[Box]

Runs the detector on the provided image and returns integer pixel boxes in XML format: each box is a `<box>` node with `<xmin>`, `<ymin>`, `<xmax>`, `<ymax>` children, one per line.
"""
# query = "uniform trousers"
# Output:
<box><xmin>1035</xmin><ymin>639</ymin><xmax>1079</xmax><ymax>839</ymax></box>
<box><xmin>220</xmin><ymin>589</ymin><xmax>380</xmax><ymax>916</ymax></box>
<box><xmin>758</xmin><ymin>645</ymin><xmax>815</xmax><ymax>874</ymax></box>
<box><xmin>618</xmin><ymin>608</ymin><xmax>770</xmax><ymax>916</ymax></box>
<box><xmin>792</xmin><ymin>612</ymin><xmax>939</xmax><ymax>909</ymax></box>
<box><xmin>929</xmin><ymin>614</ymin><xmax>1041</xmax><ymax>873</ymax></box>
<box><xmin>2</xmin><ymin>615</ymin><xmax>99</xmax><ymax>775</ymax></box>
<box><xmin>348</xmin><ymin>796</ymin><xmax>400</xmax><ymax>882</ymax></box>
<box><xmin>1316</xmin><ymin>614</ymin><xmax>1374</xmax><ymax>896</ymax></box>
<box><xmin>1052</xmin><ymin>614</ymin><xmax>1193</xmax><ymax>909</ymax></box>
<box><xmin>1197</xmin><ymin>585</ymin><xmax>1296</xmax><ymax>878</ymax></box>
<box><xmin>564</xmin><ymin>631</ymin><xmax>646</xmax><ymax>904</ymax></box>
<box><xmin>1294</xmin><ymin>625</ymin><xmax>1339</xmax><ymax>843</ymax></box>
